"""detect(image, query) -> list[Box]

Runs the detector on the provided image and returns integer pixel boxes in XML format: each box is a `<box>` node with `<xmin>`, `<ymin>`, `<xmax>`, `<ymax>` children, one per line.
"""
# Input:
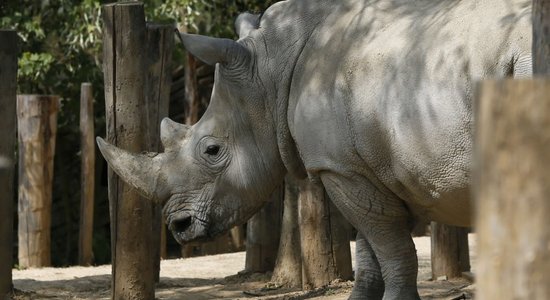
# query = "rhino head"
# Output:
<box><xmin>97</xmin><ymin>15</ymin><xmax>289</xmax><ymax>244</ymax></box>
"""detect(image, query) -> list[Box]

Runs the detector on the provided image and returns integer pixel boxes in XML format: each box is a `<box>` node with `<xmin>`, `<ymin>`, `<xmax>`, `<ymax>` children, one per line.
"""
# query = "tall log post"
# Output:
<box><xmin>17</xmin><ymin>95</ymin><xmax>59</xmax><ymax>268</ymax></box>
<box><xmin>78</xmin><ymin>83</ymin><xmax>95</xmax><ymax>266</ymax></box>
<box><xmin>430</xmin><ymin>222</ymin><xmax>470</xmax><ymax>279</ymax></box>
<box><xmin>271</xmin><ymin>177</ymin><xmax>302</xmax><ymax>287</ymax></box>
<box><xmin>533</xmin><ymin>0</ymin><xmax>550</xmax><ymax>74</ymax></box>
<box><xmin>328</xmin><ymin>196</ymin><xmax>353</xmax><ymax>281</ymax></box>
<box><xmin>476</xmin><ymin>79</ymin><xmax>550</xmax><ymax>299</ymax></box>
<box><xmin>299</xmin><ymin>180</ymin><xmax>352</xmax><ymax>290</ymax></box>
<box><xmin>0</xmin><ymin>29</ymin><xmax>18</xmax><ymax>298</ymax></box>
<box><xmin>245</xmin><ymin>186</ymin><xmax>283</xmax><ymax>273</ymax></box>
<box><xmin>102</xmin><ymin>3</ymin><xmax>155</xmax><ymax>299</ymax></box>
<box><xmin>145</xmin><ymin>23</ymin><xmax>174</xmax><ymax>283</ymax></box>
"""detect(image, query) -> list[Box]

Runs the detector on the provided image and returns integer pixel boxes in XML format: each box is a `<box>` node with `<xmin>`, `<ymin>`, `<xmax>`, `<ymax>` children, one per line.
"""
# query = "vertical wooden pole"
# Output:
<box><xmin>17</xmin><ymin>95</ymin><xmax>59</xmax><ymax>268</ymax></box>
<box><xmin>298</xmin><ymin>180</ymin><xmax>340</xmax><ymax>290</ymax></box>
<box><xmin>102</xmin><ymin>3</ymin><xmax>155</xmax><ymax>299</ymax></box>
<box><xmin>0</xmin><ymin>29</ymin><xmax>18</xmax><ymax>298</ymax></box>
<box><xmin>272</xmin><ymin>177</ymin><xmax>302</xmax><ymax>288</ymax></box>
<box><xmin>245</xmin><ymin>186</ymin><xmax>283</xmax><ymax>273</ymax></box>
<box><xmin>184</xmin><ymin>51</ymin><xmax>200</xmax><ymax>125</ymax></box>
<box><xmin>476</xmin><ymin>79</ymin><xmax>550</xmax><ymax>299</ymax></box>
<box><xmin>533</xmin><ymin>0</ymin><xmax>550</xmax><ymax>74</ymax></box>
<box><xmin>328</xmin><ymin>196</ymin><xmax>353</xmax><ymax>281</ymax></box>
<box><xmin>145</xmin><ymin>23</ymin><xmax>174</xmax><ymax>282</ymax></box>
<box><xmin>430</xmin><ymin>222</ymin><xmax>470</xmax><ymax>279</ymax></box>
<box><xmin>78</xmin><ymin>83</ymin><xmax>95</xmax><ymax>266</ymax></box>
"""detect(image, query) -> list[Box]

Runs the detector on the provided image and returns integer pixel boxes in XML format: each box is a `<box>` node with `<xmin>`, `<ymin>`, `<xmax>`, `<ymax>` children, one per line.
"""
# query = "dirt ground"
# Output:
<box><xmin>11</xmin><ymin>235</ymin><xmax>476</xmax><ymax>300</ymax></box>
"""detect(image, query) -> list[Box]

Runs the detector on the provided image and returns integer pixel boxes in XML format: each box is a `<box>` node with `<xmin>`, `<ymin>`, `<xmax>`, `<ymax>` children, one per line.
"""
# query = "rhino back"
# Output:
<box><xmin>287</xmin><ymin>0</ymin><xmax>531</xmax><ymax>225</ymax></box>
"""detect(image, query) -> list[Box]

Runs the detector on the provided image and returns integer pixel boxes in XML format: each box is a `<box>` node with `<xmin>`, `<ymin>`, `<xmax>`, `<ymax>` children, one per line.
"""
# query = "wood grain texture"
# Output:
<box><xmin>430</xmin><ymin>222</ymin><xmax>470</xmax><ymax>279</ymax></box>
<box><xmin>145</xmin><ymin>22</ymin><xmax>173</xmax><ymax>283</ymax></box>
<box><xmin>298</xmin><ymin>180</ymin><xmax>339</xmax><ymax>290</ymax></box>
<box><xmin>78</xmin><ymin>83</ymin><xmax>95</xmax><ymax>266</ymax></box>
<box><xmin>533</xmin><ymin>0</ymin><xmax>550</xmax><ymax>74</ymax></box>
<box><xmin>17</xmin><ymin>95</ymin><xmax>59</xmax><ymax>268</ymax></box>
<box><xmin>476</xmin><ymin>79</ymin><xmax>550</xmax><ymax>299</ymax></box>
<box><xmin>245</xmin><ymin>186</ymin><xmax>283</xmax><ymax>273</ymax></box>
<box><xmin>0</xmin><ymin>29</ymin><xmax>18</xmax><ymax>298</ymax></box>
<box><xmin>102</xmin><ymin>3</ymin><xmax>155</xmax><ymax>299</ymax></box>
<box><xmin>271</xmin><ymin>177</ymin><xmax>303</xmax><ymax>288</ymax></box>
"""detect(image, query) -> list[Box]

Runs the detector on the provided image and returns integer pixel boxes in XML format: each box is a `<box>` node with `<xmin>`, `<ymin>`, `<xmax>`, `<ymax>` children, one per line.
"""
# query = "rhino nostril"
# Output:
<box><xmin>171</xmin><ymin>216</ymin><xmax>192</xmax><ymax>233</ymax></box>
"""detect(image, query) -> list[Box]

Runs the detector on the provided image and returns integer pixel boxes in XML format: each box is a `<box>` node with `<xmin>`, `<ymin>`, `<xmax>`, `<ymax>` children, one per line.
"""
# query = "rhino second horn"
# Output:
<box><xmin>96</xmin><ymin>137</ymin><xmax>168</xmax><ymax>202</ymax></box>
<box><xmin>160</xmin><ymin>117</ymin><xmax>189</xmax><ymax>150</ymax></box>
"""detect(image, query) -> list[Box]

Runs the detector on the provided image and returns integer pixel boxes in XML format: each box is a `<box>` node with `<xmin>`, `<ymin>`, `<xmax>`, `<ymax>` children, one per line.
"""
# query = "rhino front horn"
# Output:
<box><xmin>96</xmin><ymin>137</ymin><xmax>168</xmax><ymax>202</ymax></box>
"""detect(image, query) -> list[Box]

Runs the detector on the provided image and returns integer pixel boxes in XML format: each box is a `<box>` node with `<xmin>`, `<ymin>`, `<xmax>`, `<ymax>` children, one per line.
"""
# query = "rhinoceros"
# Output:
<box><xmin>97</xmin><ymin>0</ymin><xmax>532</xmax><ymax>298</ymax></box>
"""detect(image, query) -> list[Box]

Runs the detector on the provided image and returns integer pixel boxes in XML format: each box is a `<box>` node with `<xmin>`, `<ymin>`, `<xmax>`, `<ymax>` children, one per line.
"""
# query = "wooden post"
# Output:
<box><xmin>271</xmin><ymin>177</ymin><xmax>302</xmax><ymax>288</ymax></box>
<box><xmin>145</xmin><ymin>23</ymin><xmax>174</xmax><ymax>282</ymax></box>
<box><xmin>328</xmin><ymin>195</ymin><xmax>353</xmax><ymax>281</ymax></box>
<box><xmin>184</xmin><ymin>49</ymin><xmax>200</xmax><ymax>125</ymax></box>
<box><xmin>17</xmin><ymin>95</ymin><xmax>59</xmax><ymax>268</ymax></box>
<box><xmin>102</xmin><ymin>3</ymin><xmax>155</xmax><ymax>299</ymax></box>
<box><xmin>245</xmin><ymin>186</ymin><xmax>283</xmax><ymax>273</ymax></box>
<box><xmin>533</xmin><ymin>0</ymin><xmax>550</xmax><ymax>74</ymax></box>
<box><xmin>476</xmin><ymin>79</ymin><xmax>550</xmax><ymax>299</ymax></box>
<box><xmin>78</xmin><ymin>83</ymin><xmax>95</xmax><ymax>266</ymax></box>
<box><xmin>0</xmin><ymin>29</ymin><xmax>18</xmax><ymax>298</ymax></box>
<box><xmin>298</xmin><ymin>179</ymin><xmax>351</xmax><ymax>290</ymax></box>
<box><xmin>430</xmin><ymin>222</ymin><xmax>470</xmax><ymax>279</ymax></box>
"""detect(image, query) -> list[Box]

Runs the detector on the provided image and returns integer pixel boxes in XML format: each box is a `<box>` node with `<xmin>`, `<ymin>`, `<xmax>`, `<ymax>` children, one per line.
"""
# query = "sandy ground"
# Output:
<box><xmin>11</xmin><ymin>235</ymin><xmax>476</xmax><ymax>300</ymax></box>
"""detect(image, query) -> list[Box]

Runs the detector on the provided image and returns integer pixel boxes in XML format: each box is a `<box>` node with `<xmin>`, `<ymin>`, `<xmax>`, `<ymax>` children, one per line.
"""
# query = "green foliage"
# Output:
<box><xmin>1</xmin><ymin>0</ymin><xmax>277</xmax><ymax>266</ymax></box>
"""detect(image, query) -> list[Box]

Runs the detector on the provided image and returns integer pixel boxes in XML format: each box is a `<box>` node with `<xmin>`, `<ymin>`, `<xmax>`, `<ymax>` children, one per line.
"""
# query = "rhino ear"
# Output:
<box><xmin>235</xmin><ymin>12</ymin><xmax>260</xmax><ymax>38</ymax></box>
<box><xmin>176</xmin><ymin>31</ymin><xmax>250</xmax><ymax>66</ymax></box>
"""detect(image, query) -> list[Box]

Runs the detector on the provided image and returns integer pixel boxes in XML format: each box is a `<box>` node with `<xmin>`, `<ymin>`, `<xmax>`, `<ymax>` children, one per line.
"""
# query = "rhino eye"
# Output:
<box><xmin>205</xmin><ymin>145</ymin><xmax>220</xmax><ymax>155</ymax></box>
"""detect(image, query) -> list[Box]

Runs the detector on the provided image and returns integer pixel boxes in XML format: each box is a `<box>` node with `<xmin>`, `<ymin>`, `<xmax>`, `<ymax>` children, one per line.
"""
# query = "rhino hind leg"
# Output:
<box><xmin>366</xmin><ymin>220</ymin><xmax>421</xmax><ymax>300</ymax></box>
<box><xmin>350</xmin><ymin>232</ymin><xmax>384</xmax><ymax>300</ymax></box>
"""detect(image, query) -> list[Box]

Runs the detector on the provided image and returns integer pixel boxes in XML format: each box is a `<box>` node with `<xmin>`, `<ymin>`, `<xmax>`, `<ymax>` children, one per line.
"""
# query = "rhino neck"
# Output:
<box><xmin>254</xmin><ymin>0</ymin><xmax>327</xmax><ymax>179</ymax></box>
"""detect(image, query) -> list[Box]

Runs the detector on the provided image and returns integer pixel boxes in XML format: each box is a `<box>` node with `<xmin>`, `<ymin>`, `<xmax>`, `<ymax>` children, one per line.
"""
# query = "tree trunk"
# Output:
<box><xmin>78</xmin><ymin>83</ymin><xmax>95</xmax><ymax>266</ymax></box>
<box><xmin>430</xmin><ymin>222</ymin><xmax>470</xmax><ymax>279</ymax></box>
<box><xmin>245</xmin><ymin>186</ymin><xmax>283</xmax><ymax>273</ymax></box>
<box><xmin>145</xmin><ymin>22</ymin><xmax>174</xmax><ymax>283</ymax></box>
<box><xmin>271</xmin><ymin>177</ymin><xmax>302</xmax><ymax>288</ymax></box>
<box><xmin>0</xmin><ymin>29</ymin><xmax>18</xmax><ymax>298</ymax></box>
<box><xmin>102</xmin><ymin>3</ymin><xmax>155</xmax><ymax>299</ymax></box>
<box><xmin>533</xmin><ymin>0</ymin><xmax>550</xmax><ymax>74</ymax></box>
<box><xmin>476</xmin><ymin>78</ymin><xmax>550</xmax><ymax>299</ymax></box>
<box><xmin>17</xmin><ymin>95</ymin><xmax>59</xmax><ymax>268</ymax></box>
<box><xmin>298</xmin><ymin>179</ymin><xmax>351</xmax><ymax>290</ymax></box>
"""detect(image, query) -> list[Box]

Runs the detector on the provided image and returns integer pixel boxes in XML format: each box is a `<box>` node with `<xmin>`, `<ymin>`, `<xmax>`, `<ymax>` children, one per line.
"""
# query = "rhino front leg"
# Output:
<box><xmin>350</xmin><ymin>232</ymin><xmax>384</xmax><ymax>300</ymax></box>
<box><xmin>321</xmin><ymin>173</ymin><xmax>420</xmax><ymax>300</ymax></box>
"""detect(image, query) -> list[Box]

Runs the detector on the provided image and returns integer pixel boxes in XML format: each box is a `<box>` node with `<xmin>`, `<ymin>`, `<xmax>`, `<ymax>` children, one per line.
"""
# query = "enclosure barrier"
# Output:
<box><xmin>102</xmin><ymin>2</ymin><xmax>174</xmax><ymax>298</ymax></box>
<box><xmin>0</xmin><ymin>29</ymin><xmax>18</xmax><ymax>298</ymax></box>
<box><xmin>297</xmin><ymin>179</ymin><xmax>353</xmax><ymax>290</ymax></box>
<box><xmin>17</xmin><ymin>95</ymin><xmax>59</xmax><ymax>268</ymax></box>
<box><xmin>78</xmin><ymin>83</ymin><xmax>95</xmax><ymax>266</ymax></box>
<box><xmin>145</xmin><ymin>23</ymin><xmax>174</xmax><ymax>281</ymax></box>
<box><xmin>245</xmin><ymin>185</ymin><xmax>283</xmax><ymax>273</ymax></box>
<box><xmin>475</xmin><ymin>79</ymin><xmax>550</xmax><ymax>299</ymax></box>
<box><xmin>430</xmin><ymin>222</ymin><xmax>470</xmax><ymax>280</ymax></box>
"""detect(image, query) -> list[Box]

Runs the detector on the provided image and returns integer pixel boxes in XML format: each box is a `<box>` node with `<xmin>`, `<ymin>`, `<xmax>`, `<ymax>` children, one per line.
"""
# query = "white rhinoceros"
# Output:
<box><xmin>97</xmin><ymin>0</ymin><xmax>532</xmax><ymax>298</ymax></box>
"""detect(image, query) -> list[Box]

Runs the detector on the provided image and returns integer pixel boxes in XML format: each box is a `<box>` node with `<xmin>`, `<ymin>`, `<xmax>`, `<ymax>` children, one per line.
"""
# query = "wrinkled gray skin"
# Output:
<box><xmin>97</xmin><ymin>0</ymin><xmax>532</xmax><ymax>298</ymax></box>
